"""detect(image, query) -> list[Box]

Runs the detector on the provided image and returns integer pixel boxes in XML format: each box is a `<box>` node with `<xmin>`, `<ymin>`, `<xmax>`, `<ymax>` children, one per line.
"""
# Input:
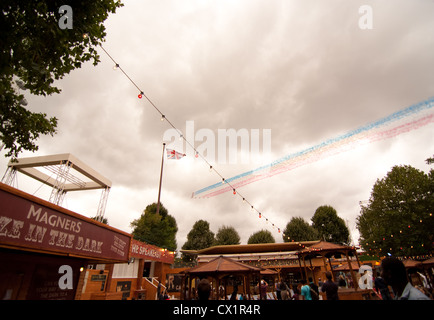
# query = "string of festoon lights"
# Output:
<box><xmin>99</xmin><ymin>45</ymin><xmax>286</xmax><ymax>237</ymax></box>
<box><xmin>363</xmin><ymin>212</ymin><xmax>433</xmax><ymax>257</ymax></box>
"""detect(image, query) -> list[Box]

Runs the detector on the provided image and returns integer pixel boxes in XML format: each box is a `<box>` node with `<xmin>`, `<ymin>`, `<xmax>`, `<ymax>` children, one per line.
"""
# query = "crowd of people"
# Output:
<box><xmin>270</xmin><ymin>273</ymin><xmax>337</xmax><ymax>300</ymax></box>
<box><xmin>189</xmin><ymin>257</ymin><xmax>432</xmax><ymax>301</ymax></box>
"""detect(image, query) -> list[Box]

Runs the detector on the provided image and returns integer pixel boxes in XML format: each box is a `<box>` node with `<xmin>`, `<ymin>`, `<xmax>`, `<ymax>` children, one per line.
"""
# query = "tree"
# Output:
<box><xmin>130</xmin><ymin>203</ymin><xmax>178</xmax><ymax>252</ymax></box>
<box><xmin>311</xmin><ymin>205</ymin><xmax>350</xmax><ymax>245</ymax></box>
<box><xmin>357</xmin><ymin>165</ymin><xmax>433</xmax><ymax>256</ymax></box>
<box><xmin>181</xmin><ymin>220</ymin><xmax>215</xmax><ymax>262</ymax></box>
<box><xmin>247</xmin><ymin>229</ymin><xmax>275</xmax><ymax>244</ymax></box>
<box><xmin>0</xmin><ymin>1</ymin><xmax>123</xmax><ymax>159</ymax></box>
<box><xmin>282</xmin><ymin>217</ymin><xmax>318</xmax><ymax>242</ymax></box>
<box><xmin>214</xmin><ymin>225</ymin><xmax>241</xmax><ymax>246</ymax></box>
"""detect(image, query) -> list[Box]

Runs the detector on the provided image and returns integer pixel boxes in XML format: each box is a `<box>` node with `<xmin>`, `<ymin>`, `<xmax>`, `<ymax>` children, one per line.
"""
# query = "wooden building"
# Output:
<box><xmin>79</xmin><ymin>239</ymin><xmax>176</xmax><ymax>300</ymax></box>
<box><xmin>183</xmin><ymin>241</ymin><xmax>323</xmax><ymax>284</ymax></box>
<box><xmin>180</xmin><ymin>240</ymin><xmax>382</xmax><ymax>299</ymax></box>
<box><xmin>0</xmin><ymin>182</ymin><xmax>131</xmax><ymax>300</ymax></box>
<box><xmin>181</xmin><ymin>256</ymin><xmax>263</xmax><ymax>300</ymax></box>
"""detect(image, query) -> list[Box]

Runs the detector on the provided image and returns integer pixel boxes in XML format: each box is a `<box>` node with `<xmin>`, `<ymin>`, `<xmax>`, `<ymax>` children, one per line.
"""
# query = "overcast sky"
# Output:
<box><xmin>2</xmin><ymin>0</ymin><xmax>434</xmax><ymax>251</ymax></box>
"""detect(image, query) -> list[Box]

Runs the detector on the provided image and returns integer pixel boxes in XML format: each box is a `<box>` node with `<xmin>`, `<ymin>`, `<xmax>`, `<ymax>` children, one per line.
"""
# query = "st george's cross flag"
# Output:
<box><xmin>166</xmin><ymin>148</ymin><xmax>186</xmax><ymax>160</ymax></box>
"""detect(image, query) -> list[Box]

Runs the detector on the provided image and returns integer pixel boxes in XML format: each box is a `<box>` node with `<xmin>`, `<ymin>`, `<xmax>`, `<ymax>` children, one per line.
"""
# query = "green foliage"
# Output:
<box><xmin>357</xmin><ymin>165</ymin><xmax>433</xmax><ymax>256</ymax></box>
<box><xmin>281</xmin><ymin>206</ymin><xmax>349</xmax><ymax>244</ymax></box>
<box><xmin>182</xmin><ymin>220</ymin><xmax>215</xmax><ymax>251</ymax></box>
<box><xmin>311</xmin><ymin>205</ymin><xmax>350</xmax><ymax>245</ymax></box>
<box><xmin>283</xmin><ymin>217</ymin><xmax>318</xmax><ymax>242</ymax></box>
<box><xmin>247</xmin><ymin>229</ymin><xmax>275</xmax><ymax>244</ymax></box>
<box><xmin>214</xmin><ymin>225</ymin><xmax>241</xmax><ymax>246</ymax></box>
<box><xmin>181</xmin><ymin>220</ymin><xmax>215</xmax><ymax>262</ymax></box>
<box><xmin>130</xmin><ymin>203</ymin><xmax>178</xmax><ymax>252</ymax></box>
<box><xmin>0</xmin><ymin>0</ymin><xmax>123</xmax><ymax>158</ymax></box>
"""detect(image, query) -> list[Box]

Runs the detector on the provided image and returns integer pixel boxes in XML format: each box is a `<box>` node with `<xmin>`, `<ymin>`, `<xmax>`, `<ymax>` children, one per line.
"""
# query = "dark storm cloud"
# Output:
<box><xmin>1</xmin><ymin>0</ymin><xmax>433</xmax><ymax>247</ymax></box>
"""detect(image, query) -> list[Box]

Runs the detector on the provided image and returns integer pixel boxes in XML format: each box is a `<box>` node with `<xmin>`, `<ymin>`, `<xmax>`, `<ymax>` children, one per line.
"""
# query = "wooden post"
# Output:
<box><xmin>322</xmin><ymin>255</ymin><xmax>329</xmax><ymax>280</ymax></box>
<box><xmin>355</xmin><ymin>249</ymin><xmax>362</xmax><ymax>269</ymax></box>
<box><xmin>309</xmin><ymin>258</ymin><xmax>316</xmax><ymax>283</ymax></box>
<box><xmin>247</xmin><ymin>274</ymin><xmax>252</xmax><ymax>300</ymax></box>
<box><xmin>136</xmin><ymin>259</ymin><xmax>144</xmax><ymax>290</ymax></box>
<box><xmin>327</xmin><ymin>256</ymin><xmax>335</xmax><ymax>282</ymax></box>
<box><xmin>188</xmin><ymin>276</ymin><xmax>192</xmax><ymax>300</ymax></box>
<box><xmin>224</xmin><ymin>277</ymin><xmax>227</xmax><ymax>300</ymax></box>
<box><xmin>275</xmin><ymin>268</ymin><xmax>281</xmax><ymax>282</ymax></box>
<box><xmin>346</xmin><ymin>251</ymin><xmax>358</xmax><ymax>290</ymax></box>
<box><xmin>180</xmin><ymin>276</ymin><xmax>185</xmax><ymax>300</ymax></box>
<box><xmin>298</xmin><ymin>255</ymin><xmax>303</xmax><ymax>279</ymax></box>
<box><xmin>105</xmin><ymin>263</ymin><xmax>114</xmax><ymax>292</ymax></box>
<box><xmin>215</xmin><ymin>276</ymin><xmax>220</xmax><ymax>300</ymax></box>
<box><xmin>302</xmin><ymin>256</ymin><xmax>309</xmax><ymax>280</ymax></box>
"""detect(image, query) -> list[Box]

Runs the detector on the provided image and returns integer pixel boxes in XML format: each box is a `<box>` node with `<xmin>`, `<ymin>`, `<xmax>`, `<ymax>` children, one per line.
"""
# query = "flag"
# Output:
<box><xmin>166</xmin><ymin>149</ymin><xmax>186</xmax><ymax>160</ymax></box>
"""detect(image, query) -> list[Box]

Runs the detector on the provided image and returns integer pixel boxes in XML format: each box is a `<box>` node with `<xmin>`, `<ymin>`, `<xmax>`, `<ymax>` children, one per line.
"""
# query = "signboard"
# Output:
<box><xmin>26</xmin><ymin>259</ymin><xmax>83</xmax><ymax>300</ymax></box>
<box><xmin>130</xmin><ymin>239</ymin><xmax>175</xmax><ymax>264</ymax></box>
<box><xmin>0</xmin><ymin>185</ymin><xmax>131</xmax><ymax>262</ymax></box>
<box><xmin>116</xmin><ymin>281</ymin><xmax>131</xmax><ymax>300</ymax></box>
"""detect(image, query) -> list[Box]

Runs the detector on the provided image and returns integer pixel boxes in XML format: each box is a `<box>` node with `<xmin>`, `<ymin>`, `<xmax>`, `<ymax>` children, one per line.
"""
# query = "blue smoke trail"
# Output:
<box><xmin>193</xmin><ymin>97</ymin><xmax>434</xmax><ymax>198</ymax></box>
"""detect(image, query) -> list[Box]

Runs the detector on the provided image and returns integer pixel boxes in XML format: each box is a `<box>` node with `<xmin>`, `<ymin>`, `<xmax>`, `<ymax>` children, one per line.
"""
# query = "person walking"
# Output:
<box><xmin>318</xmin><ymin>277</ymin><xmax>324</xmax><ymax>288</ymax></box>
<box><xmin>374</xmin><ymin>272</ymin><xmax>392</xmax><ymax>300</ymax></box>
<box><xmin>292</xmin><ymin>284</ymin><xmax>299</xmax><ymax>300</ymax></box>
<box><xmin>156</xmin><ymin>280</ymin><xmax>162</xmax><ymax>300</ymax></box>
<box><xmin>275</xmin><ymin>280</ymin><xmax>282</xmax><ymax>300</ymax></box>
<box><xmin>300</xmin><ymin>279</ymin><xmax>312</xmax><ymax>300</ymax></box>
<box><xmin>321</xmin><ymin>271</ymin><xmax>339</xmax><ymax>300</ymax></box>
<box><xmin>338</xmin><ymin>274</ymin><xmax>346</xmax><ymax>287</ymax></box>
<box><xmin>308</xmin><ymin>277</ymin><xmax>319</xmax><ymax>300</ymax></box>
<box><xmin>230</xmin><ymin>285</ymin><xmax>238</xmax><ymax>300</ymax></box>
<box><xmin>280</xmin><ymin>281</ymin><xmax>290</xmax><ymax>300</ymax></box>
<box><xmin>260</xmin><ymin>280</ymin><xmax>268</xmax><ymax>300</ymax></box>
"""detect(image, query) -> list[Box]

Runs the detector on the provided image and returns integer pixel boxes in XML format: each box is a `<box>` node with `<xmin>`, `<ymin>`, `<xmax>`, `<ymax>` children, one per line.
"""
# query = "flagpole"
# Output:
<box><xmin>156</xmin><ymin>142</ymin><xmax>166</xmax><ymax>216</ymax></box>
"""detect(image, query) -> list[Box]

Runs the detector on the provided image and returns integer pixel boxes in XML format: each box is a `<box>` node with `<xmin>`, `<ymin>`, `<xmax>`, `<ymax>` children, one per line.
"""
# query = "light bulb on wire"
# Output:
<box><xmin>99</xmin><ymin>45</ymin><xmax>289</xmax><ymax>237</ymax></box>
